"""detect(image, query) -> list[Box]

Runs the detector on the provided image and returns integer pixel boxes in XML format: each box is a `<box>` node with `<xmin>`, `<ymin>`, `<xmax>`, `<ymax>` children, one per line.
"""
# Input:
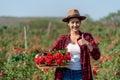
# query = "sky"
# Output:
<box><xmin>0</xmin><ymin>0</ymin><xmax>120</xmax><ymax>20</ymax></box>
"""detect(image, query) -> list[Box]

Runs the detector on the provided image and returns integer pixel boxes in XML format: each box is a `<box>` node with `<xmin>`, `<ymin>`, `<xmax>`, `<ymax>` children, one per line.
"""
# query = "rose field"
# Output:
<box><xmin>0</xmin><ymin>15</ymin><xmax>120</xmax><ymax>80</ymax></box>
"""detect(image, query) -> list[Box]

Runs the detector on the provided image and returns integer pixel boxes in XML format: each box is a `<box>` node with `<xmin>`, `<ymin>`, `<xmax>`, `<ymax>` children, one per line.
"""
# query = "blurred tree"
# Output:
<box><xmin>100</xmin><ymin>10</ymin><xmax>120</xmax><ymax>27</ymax></box>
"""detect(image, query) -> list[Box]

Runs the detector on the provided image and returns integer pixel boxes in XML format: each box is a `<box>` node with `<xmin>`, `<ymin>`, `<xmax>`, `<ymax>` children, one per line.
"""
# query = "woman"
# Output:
<box><xmin>50</xmin><ymin>9</ymin><xmax>100</xmax><ymax>80</ymax></box>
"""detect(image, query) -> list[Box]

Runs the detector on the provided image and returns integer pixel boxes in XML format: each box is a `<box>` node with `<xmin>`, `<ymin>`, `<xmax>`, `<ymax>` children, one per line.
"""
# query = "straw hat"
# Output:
<box><xmin>62</xmin><ymin>9</ymin><xmax>86</xmax><ymax>22</ymax></box>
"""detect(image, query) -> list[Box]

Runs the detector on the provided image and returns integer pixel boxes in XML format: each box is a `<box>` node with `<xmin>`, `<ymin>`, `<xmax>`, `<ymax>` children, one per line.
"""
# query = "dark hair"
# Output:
<box><xmin>67</xmin><ymin>18</ymin><xmax>81</xmax><ymax>23</ymax></box>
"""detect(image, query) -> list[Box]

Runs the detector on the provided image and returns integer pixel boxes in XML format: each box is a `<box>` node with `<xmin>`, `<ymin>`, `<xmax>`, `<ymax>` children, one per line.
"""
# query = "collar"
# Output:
<box><xmin>67</xmin><ymin>30</ymin><xmax>83</xmax><ymax>40</ymax></box>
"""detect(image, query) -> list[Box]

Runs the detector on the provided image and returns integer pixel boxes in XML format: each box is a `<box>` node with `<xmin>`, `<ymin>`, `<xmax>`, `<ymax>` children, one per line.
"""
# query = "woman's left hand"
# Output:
<box><xmin>78</xmin><ymin>34</ymin><xmax>93</xmax><ymax>52</ymax></box>
<box><xmin>78</xmin><ymin>34</ymin><xmax>89</xmax><ymax>46</ymax></box>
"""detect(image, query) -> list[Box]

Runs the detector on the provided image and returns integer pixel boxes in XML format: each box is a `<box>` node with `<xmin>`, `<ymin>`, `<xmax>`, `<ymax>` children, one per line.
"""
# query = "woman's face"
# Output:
<box><xmin>68</xmin><ymin>18</ymin><xmax>81</xmax><ymax>32</ymax></box>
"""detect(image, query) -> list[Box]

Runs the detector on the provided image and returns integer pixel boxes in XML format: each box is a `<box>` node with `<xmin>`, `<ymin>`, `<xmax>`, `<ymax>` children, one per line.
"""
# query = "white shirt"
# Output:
<box><xmin>67</xmin><ymin>43</ymin><xmax>81</xmax><ymax>70</ymax></box>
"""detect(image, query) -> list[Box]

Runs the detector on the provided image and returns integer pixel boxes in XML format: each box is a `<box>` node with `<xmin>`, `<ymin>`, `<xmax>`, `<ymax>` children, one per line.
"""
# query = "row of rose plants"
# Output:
<box><xmin>0</xmin><ymin>24</ymin><xmax>120</xmax><ymax>80</ymax></box>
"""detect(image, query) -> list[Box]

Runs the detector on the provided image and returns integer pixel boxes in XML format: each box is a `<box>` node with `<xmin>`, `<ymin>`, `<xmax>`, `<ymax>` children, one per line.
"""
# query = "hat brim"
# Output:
<box><xmin>62</xmin><ymin>16</ymin><xmax>86</xmax><ymax>22</ymax></box>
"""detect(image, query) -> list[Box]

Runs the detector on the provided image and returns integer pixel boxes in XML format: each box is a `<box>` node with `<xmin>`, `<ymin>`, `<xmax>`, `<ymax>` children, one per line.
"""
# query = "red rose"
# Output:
<box><xmin>55</xmin><ymin>58</ymin><xmax>62</xmax><ymax>65</ymax></box>
<box><xmin>43</xmin><ymin>68</ymin><xmax>49</xmax><ymax>73</ymax></box>
<box><xmin>34</xmin><ymin>58</ymin><xmax>40</xmax><ymax>64</ymax></box>
<box><xmin>44</xmin><ymin>55</ymin><xmax>53</xmax><ymax>65</ymax></box>
<box><xmin>34</xmin><ymin>55</ymin><xmax>44</xmax><ymax>64</ymax></box>
<box><xmin>34</xmin><ymin>75</ymin><xmax>39</xmax><ymax>80</ymax></box>
<box><xmin>0</xmin><ymin>71</ymin><xmax>2</xmax><ymax>77</ymax></box>
<box><xmin>52</xmin><ymin>52</ymin><xmax>61</xmax><ymax>59</ymax></box>
<box><xmin>92</xmin><ymin>67</ymin><xmax>98</xmax><ymax>75</ymax></box>
<box><xmin>114</xmin><ymin>72</ymin><xmax>120</xmax><ymax>75</ymax></box>
<box><xmin>64</xmin><ymin>52</ymin><xmax>71</xmax><ymax>60</ymax></box>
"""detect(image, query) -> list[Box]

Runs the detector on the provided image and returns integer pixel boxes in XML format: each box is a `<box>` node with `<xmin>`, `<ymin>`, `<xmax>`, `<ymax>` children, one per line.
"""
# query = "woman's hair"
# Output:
<box><xmin>67</xmin><ymin>18</ymin><xmax>81</xmax><ymax>23</ymax></box>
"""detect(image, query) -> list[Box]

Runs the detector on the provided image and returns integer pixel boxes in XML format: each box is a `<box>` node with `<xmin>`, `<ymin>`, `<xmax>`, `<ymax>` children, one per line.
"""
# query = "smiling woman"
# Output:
<box><xmin>50</xmin><ymin>9</ymin><xmax>100</xmax><ymax>80</ymax></box>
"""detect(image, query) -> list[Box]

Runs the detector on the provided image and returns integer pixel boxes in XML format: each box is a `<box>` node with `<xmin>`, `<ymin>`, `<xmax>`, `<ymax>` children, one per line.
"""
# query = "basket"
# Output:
<box><xmin>34</xmin><ymin>50</ymin><xmax>71</xmax><ymax>69</ymax></box>
<box><xmin>36</xmin><ymin>63</ymin><xmax>68</xmax><ymax>69</ymax></box>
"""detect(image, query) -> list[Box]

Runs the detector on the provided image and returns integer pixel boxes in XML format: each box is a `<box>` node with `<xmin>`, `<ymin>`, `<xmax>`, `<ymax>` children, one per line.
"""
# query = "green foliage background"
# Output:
<box><xmin>0</xmin><ymin>11</ymin><xmax>120</xmax><ymax>80</ymax></box>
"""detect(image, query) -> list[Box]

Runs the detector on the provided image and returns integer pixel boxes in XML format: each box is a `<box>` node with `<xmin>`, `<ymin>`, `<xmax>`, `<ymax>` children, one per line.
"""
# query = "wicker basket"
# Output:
<box><xmin>36</xmin><ymin>63</ymin><xmax>68</xmax><ymax>69</ymax></box>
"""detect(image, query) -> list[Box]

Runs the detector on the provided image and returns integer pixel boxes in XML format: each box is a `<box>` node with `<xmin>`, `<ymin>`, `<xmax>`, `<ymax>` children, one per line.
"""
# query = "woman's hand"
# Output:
<box><xmin>78</xmin><ymin>34</ymin><xmax>93</xmax><ymax>52</ymax></box>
